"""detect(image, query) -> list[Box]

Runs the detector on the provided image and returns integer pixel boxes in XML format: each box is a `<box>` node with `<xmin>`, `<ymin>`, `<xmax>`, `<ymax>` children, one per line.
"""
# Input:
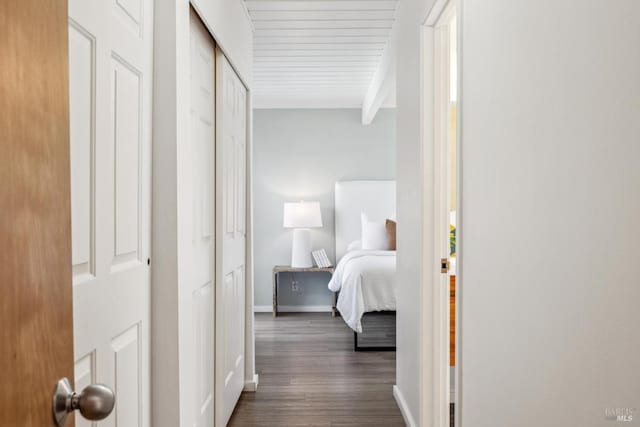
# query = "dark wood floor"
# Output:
<box><xmin>228</xmin><ymin>313</ymin><xmax>404</xmax><ymax>426</ymax></box>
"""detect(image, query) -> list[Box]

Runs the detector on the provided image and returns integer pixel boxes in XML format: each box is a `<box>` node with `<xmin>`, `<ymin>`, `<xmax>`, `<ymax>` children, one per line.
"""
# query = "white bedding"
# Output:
<box><xmin>328</xmin><ymin>250</ymin><xmax>396</xmax><ymax>332</ymax></box>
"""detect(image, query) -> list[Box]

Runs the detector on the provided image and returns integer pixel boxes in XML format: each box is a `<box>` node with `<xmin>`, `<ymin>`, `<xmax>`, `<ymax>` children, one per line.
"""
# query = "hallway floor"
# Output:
<box><xmin>228</xmin><ymin>313</ymin><xmax>404</xmax><ymax>426</ymax></box>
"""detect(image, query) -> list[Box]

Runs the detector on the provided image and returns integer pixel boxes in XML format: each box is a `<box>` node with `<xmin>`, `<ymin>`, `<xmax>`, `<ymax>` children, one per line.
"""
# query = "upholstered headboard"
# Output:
<box><xmin>334</xmin><ymin>180</ymin><xmax>396</xmax><ymax>262</ymax></box>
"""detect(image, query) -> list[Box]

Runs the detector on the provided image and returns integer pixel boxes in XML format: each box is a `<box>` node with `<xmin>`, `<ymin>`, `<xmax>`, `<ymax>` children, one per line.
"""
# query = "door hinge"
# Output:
<box><xmin>440</xmin><ymin>258</ymin><xmax>450</xmax><ymax>274</ymax></box>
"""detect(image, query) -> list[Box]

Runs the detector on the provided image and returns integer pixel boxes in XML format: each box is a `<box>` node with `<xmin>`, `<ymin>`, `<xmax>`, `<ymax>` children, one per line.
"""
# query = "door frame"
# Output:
<box><xmin>421</xmin><ymin>0</ymin><xmax>462</xmax><ymax>426</ymax></box>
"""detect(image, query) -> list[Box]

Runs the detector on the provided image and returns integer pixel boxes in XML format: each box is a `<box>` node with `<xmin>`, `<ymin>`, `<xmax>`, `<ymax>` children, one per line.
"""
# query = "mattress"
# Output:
<box><xmin>328</xmin><ymin>250</ymin><xmax>396</xmax><ymax>332</ymax></box>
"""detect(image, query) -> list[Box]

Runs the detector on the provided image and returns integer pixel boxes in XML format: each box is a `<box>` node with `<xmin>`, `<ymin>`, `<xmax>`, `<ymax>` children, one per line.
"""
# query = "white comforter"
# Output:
<box><xmin>328</xmin><ymin>250</ymin><xmax>396</xmax><ymax>332</ymax></box>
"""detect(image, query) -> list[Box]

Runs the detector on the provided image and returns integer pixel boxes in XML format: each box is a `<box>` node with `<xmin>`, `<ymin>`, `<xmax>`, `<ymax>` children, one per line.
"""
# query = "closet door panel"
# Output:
<box><xmin>215</xmin><ymin>51</ymin><xmax>248</xmax><ymax>427</ymax></box>
<box><xmin>188</xmin><ymin>10</ymin><xmax>216</xmax><ymax>427</ymax></box>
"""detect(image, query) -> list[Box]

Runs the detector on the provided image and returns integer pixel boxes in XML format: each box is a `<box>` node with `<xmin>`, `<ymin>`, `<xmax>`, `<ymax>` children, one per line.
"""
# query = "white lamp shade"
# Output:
<box><xmin>283</xmin><ymin>201</ymin><xmax>322</xmax><ymax>228</ymax></box>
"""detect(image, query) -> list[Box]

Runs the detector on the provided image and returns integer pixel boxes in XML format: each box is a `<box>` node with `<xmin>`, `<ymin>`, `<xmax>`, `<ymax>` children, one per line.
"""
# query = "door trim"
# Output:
<box><xmin>421</xmin><ymin>0</ymin><xmax>462</xmax><ymax>426</ymax></box>
<box><xmin>243</xmin><ymin>89</ymin><xmax>258</xmax><ymax>393</ymax></box>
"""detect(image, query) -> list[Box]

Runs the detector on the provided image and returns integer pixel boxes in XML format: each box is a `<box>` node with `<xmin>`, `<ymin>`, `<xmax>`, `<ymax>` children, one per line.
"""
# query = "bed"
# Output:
<box><xmin>328</xmin><ymin>180</ymin><xmax>397</xmax><ymax>351</ymax></box>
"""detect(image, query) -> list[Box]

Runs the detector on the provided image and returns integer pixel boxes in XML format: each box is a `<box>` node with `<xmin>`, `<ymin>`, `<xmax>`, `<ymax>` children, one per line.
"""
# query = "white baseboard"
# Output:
<box><xmin>243</xmin><ymin>374</ymin><xmax>259</xmax><ymax>392</ymax></box>
<box><xmin>254</xmin><ymin>305</ymin><xmax>332</xmax><ymax>313</ymax></box>
<box><xmin>393</xmin><ymin>385</ymin><xmax>417</xmax><ymax>427</ymax></box>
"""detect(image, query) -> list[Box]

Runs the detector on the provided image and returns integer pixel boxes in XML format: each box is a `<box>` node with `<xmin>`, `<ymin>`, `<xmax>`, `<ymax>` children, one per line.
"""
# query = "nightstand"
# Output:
<box><xmin>272</xmin><ymin>266</ymin><xmax>335</xmax><ymax>317</ymax></box>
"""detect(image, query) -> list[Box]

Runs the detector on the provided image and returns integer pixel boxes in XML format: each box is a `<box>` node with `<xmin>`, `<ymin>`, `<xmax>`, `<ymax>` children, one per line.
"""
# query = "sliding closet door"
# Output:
<box><xmin>215</xmin><ymin>51</ymin><xmax>248</xmax><ymax>426</ymax></box>
<box><xmin>188</xmin><ymin>9</ymin><xmax>216</xmax><ymax>427</ymax></box>
<box><xmin>68</xmin><ymin>0</ymin><xmax>153</xmax><ymax>425</ymax></box>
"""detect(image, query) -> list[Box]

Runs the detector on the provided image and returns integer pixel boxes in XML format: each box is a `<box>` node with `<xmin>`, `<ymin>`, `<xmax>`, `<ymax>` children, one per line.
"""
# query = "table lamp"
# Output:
<box><xmin>283</xmin><ymin>201</ymin><xmax>322</xmax><ymax>268</ymax></box>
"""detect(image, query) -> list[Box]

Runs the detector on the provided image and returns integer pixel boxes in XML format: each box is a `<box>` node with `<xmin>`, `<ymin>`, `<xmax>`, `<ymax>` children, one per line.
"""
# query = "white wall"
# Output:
<box><xmin>151</xmin><ymin>1</ymin><xmax>253</xmax><ymax>426</ymax></box>
<box><xmin>253</xmin><ymin>108</ymin><xmax>396</xmax><ymax>309</ymax></box>
<box><xmin>393</xmin><ymin>0</ymin><xmax>434</xmax><ymax>424</ymax></box>
<box><xmin>460</xmin><ymin>1</ymin><xmax>640</xmax><ymax>426</ymax></box>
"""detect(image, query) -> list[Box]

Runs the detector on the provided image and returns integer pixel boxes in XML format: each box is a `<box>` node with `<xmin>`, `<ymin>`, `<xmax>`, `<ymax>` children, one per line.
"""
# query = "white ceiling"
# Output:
<box><xmin>245</xmin><ymin>0</ymin><xmax>399</xmax><ymax>109</ymax></box>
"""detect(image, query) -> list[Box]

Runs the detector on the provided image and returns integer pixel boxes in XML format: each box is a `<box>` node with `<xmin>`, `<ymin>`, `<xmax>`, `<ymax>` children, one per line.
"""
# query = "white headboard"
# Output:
<box><xmin>334</xmin><ymin>180</ymin><xmax>396</xmax><ymax>262</ymax></box>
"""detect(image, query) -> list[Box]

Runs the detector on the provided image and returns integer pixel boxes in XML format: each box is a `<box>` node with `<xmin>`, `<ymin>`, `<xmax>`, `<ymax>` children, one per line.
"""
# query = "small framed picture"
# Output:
<box><xmin>312</xmin><ymin>249</ymin><xmax>332</xmax><ymax>268</ymax></box>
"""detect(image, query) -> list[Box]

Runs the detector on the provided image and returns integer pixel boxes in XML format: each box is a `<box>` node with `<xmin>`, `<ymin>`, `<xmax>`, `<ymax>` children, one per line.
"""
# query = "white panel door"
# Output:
<box><xmin>215</xmin><ymin>51</ymin><xmax>247</xmax><ymax>426</ymax></box>
<box><xmin>189</xmin><ymin>9</ymin><xmax>216</xmax><ymax>427</ymax></box>
<box><xmin>68</xmin><ymin>0</ymin><xmax>152</xmax><ymax>425</ymax></box>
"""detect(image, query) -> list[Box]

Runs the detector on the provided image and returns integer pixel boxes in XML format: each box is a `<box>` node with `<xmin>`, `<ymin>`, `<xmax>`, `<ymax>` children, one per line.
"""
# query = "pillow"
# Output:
<box><xmin>386</xmin><ymin>219</ymin><xmax>396</xmax><ymax>250</ymax></box>
<box><xmin>361</xmin><ymin>213</ymin><xmax>388</xmax><ymax>250</ymax></box>
<box><xmin>347</xmin><ymin>240</ymin><xmax>362</xmax><ymax>252</ymax></box>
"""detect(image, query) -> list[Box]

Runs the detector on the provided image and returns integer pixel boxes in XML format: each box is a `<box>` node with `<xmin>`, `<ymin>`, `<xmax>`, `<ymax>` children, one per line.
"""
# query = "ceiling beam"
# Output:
<box><xmin>361</xmin><ymin>25</ymin><xmax>396</xmax><ymax>125</ymax></box>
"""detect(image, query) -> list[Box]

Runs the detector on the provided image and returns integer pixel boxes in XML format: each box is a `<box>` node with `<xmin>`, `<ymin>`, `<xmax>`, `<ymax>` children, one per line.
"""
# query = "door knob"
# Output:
<box><xmin>52</xmin><ymin>377</ymin><xmax>115</xmax><ymax>426</ymax></box>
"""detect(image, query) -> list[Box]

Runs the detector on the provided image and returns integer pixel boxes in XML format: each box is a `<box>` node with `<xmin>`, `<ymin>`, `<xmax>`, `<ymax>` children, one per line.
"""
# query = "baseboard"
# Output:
<box><xmin>254</xmin><ymin>305</ymin><xmax>332</xmax><ymax>313</ymax></box>
<box><xmin>243</xmin><ymin>374</ymin><xmax>259</xmax><ymax>392</ymax></box>
<box><xmin>393</xmin><ymin>385</ymin><xmax>418</xmax><ymax>427</ymax></box>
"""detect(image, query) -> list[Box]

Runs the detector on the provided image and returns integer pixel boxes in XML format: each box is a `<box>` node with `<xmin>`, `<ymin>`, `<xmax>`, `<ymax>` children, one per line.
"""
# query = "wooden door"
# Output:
<box><xmin>67</xmin><ymin>0</ymin><xmax>153</xmax><ymax>425</ymax></box>
<box><xmin>188</xmin><ymin>9</ymin><xmax>216</xmax><ymax>427</ymax></box>
<box><xmin>0</xmin><ymin>1</ymin><xmax>74</xmax><ymax>426</ymax></box>
<box><xmin>215</xmin><ymin>51</ymin><xmax>248</xmax><ymax>426</ymax></box>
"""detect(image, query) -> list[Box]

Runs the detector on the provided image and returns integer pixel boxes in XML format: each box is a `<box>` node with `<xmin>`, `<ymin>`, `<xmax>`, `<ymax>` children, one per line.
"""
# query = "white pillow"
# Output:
<box><xmin>361</xmin><ymin>213</ymin><xmax>388</xmax><ymax>250</ymax></box>
<box><xmin>347</xmin><ymin>240</ymin><xmax>362</xmax><ymax>252</ymax></box>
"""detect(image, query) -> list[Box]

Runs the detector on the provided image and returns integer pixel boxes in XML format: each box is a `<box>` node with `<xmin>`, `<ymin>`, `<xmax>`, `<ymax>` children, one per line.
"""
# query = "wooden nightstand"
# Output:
<box><xmin>272</xmin><ymin>266</ymin><xmax>335</xmax><ymax>317</ymax></box>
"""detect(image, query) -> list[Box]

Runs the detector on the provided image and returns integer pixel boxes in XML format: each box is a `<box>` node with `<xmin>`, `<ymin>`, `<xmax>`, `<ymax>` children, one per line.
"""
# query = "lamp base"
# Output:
<box><xmin>291</xmin><ymin>228</ymin><xmax>313</xmax><ymax>268</ymax></box>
